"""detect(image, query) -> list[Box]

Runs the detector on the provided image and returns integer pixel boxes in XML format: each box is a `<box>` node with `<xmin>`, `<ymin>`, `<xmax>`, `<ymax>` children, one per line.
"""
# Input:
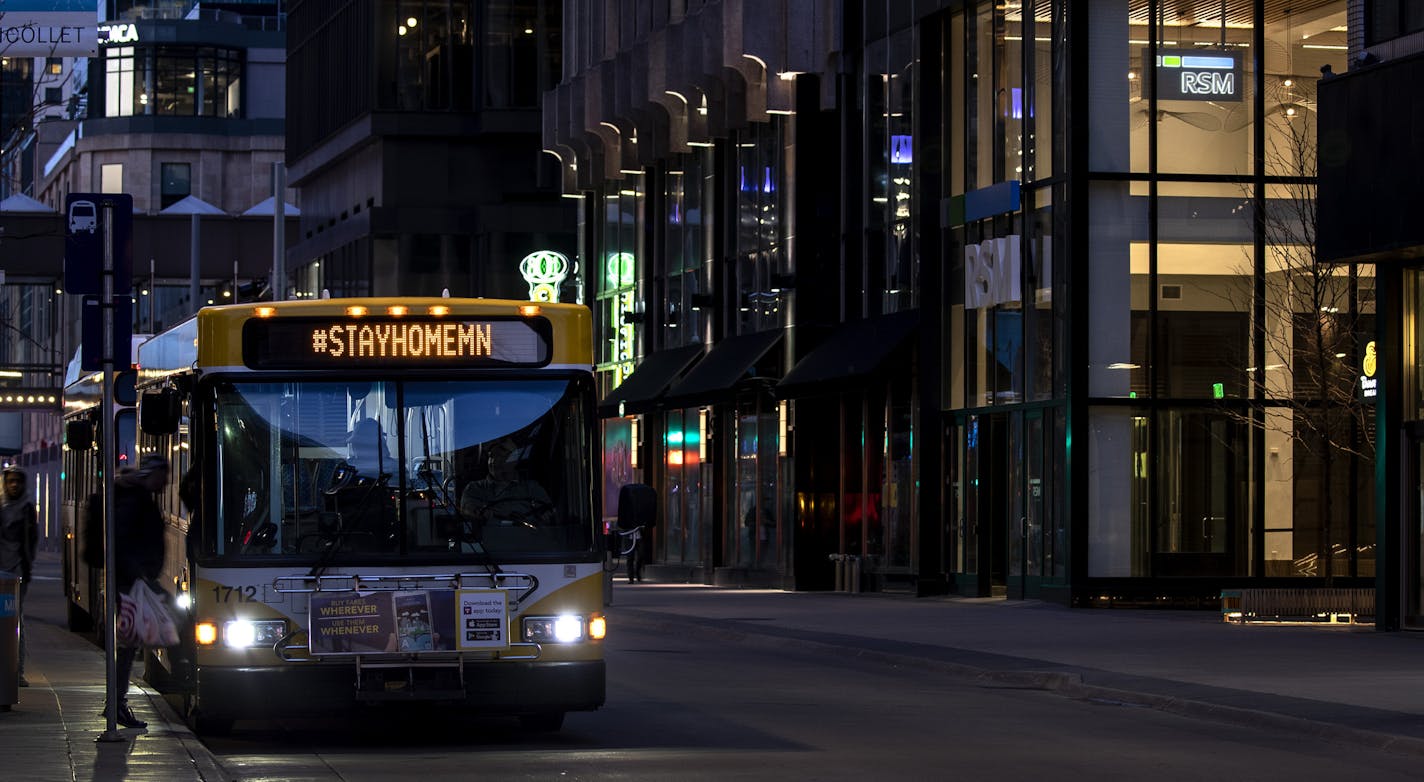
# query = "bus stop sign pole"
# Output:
<box><xmin>97</xmin><ymin>201</ymin><xmax>123</xmax><ymax>744</ymax></box>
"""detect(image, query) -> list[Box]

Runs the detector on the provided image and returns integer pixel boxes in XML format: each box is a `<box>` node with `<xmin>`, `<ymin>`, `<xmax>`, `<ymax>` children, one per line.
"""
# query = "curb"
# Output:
<box><xmin>616</xmin><ymin>609</ymin><xmax>1424</xmax><ymax>758</ymax></box>
<box><xmin>137</xmin><ymin>684</ymin><xmax>234</xmax><ymax>782</ymax></box>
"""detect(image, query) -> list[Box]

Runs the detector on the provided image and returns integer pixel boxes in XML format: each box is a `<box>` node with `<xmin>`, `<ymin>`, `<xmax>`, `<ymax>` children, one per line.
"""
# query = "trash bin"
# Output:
<box><xmin>0</xmin><ymin>571</ymin><xmax>18</xmax><ymax>710</ymax></box>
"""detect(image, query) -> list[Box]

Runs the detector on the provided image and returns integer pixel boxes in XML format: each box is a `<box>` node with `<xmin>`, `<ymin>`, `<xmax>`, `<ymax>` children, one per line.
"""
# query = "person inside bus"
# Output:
<box><xmin>347</xmin><ymin>418</ymin><xmax>392</xmax><ymax>480</ymax></box>
<box><xmin>459</xmin><ymin>438</ymin><xmax>554</xmax><ymax>527</ymax></box>
<box><xmin>106</xmin><ymin>453</ymin><xmax>169</xmax><ymax>730</ymax></box>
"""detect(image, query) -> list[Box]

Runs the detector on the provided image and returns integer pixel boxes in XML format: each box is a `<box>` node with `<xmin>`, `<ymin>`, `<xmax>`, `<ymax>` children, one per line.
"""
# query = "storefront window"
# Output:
<box><xmin>730</xmin><ymin>403</ymin><xmax>780</xmax><ymax>569</ymax></box>
<box><xmin>662</xmin><ymin>409</ymin><xmax>704</xmax><ymax>564</ymax></box>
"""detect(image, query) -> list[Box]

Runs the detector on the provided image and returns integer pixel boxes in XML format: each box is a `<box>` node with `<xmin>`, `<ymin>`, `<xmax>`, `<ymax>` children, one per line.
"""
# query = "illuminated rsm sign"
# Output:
<box><xmin>1155</xmin><ymin>50</ymin><xmax>1242</xmax><ymax>102</ymax></box>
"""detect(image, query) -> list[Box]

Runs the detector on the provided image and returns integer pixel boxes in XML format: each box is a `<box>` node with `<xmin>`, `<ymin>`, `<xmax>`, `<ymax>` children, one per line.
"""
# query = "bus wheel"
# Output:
<box><xmin>518</xmin><ymin>712</ymin><xmax>565</xmax><ymax>732</ymax></box>
<box><xmin>66</xmin><ymin>602</ymin><xmax>94</xmax><ymax>633</ymax></box>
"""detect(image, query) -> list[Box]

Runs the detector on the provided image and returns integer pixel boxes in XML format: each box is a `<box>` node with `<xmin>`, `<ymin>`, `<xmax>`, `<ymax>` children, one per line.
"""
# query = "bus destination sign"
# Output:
<box><xmin>243</xmin><ymin>316</ymin><xmax>552</xmax><ymax>369</ymax></box>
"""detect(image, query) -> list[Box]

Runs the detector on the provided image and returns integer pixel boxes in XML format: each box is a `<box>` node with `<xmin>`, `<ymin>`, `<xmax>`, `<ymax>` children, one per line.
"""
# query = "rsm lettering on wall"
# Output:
<box><xmin>1155</xmin><ymin>50</ymin><xmax>1243</xmax><ymax>102</ymax></box>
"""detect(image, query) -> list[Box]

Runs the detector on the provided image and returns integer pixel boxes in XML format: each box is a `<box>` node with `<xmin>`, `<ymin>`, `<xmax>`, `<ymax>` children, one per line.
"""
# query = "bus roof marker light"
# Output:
<box><xmin>346</xmin><ymin>306</ymin><xmax>368</xmax><ymax>317</ymax></box>
<box><xmin>388</xmin><ymin>305</ymin><xmax>409</xmax><ymax>316</ymax></box>
<box><xmin>519</xmin><ymin>304</ymin><xmax>541</xmax><ymax>317</ymax></box>
<box><xmin>254</xmin><ymin>306</ymin><xmax>277</xmax><ymax>318</ymax></box>
<box><xmin>428</xmin><ymin>305</ymin><xmax>450</xmax><ymax>316</ymax></box>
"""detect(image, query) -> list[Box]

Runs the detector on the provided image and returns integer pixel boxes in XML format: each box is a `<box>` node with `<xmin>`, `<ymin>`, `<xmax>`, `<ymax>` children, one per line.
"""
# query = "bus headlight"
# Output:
<box><xmin>223</xmin><ymin>619</ymin><xmax>287</xmax><ymax>649</ymax></box>
<box><xmin>523</xmin><ymin>614</ymin><xmax>587</xmax><ymax>643</ymax></box>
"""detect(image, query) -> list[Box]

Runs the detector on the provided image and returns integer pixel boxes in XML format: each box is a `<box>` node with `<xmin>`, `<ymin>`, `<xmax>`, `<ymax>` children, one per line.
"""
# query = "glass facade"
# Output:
<box><xmin>561</xmin><ymin>0</ymin><xmax>1367</xmax><ymax>600</ymax></box>
<box><xmin>939</xmin><ymin>0</ymin><xmax>1365</xmax><ymax>595</ymax></box>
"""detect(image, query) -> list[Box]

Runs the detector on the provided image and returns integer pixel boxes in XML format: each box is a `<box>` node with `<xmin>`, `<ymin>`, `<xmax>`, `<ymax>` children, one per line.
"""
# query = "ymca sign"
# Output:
<box><xmin>1155</xmin><ymin>50</ymin><xmax>1242</xmax><ymax>102</ymax></box>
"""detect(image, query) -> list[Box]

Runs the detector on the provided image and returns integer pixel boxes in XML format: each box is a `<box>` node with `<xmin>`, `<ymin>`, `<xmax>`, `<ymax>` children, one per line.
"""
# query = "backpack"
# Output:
<box><xmin>83</xmin><ymin>493</ymin><xmax>104</xmax><ymax>568</ymax></box>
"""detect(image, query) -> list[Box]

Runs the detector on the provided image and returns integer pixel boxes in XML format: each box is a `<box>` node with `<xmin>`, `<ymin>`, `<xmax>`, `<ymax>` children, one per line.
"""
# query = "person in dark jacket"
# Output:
<box><xmin>0</xmin><ymin>467</ymin><xmax>38</xmax><ymax>686</ymax></box>
<box><xmin>105</xmin><ymin>454</ymin><xmax>168</xmax><ymax>729</ymax></box>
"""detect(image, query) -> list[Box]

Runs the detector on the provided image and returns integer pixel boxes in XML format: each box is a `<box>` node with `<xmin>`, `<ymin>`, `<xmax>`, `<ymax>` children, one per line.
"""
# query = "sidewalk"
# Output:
<box><xmin>609</xmin><ymin>582</ymin><xmax>1424</xmax><ymax>756</ymax></box>
<box><xmin>0</xmin><ymin>557</ymin><xmax>228</xmax><ymax>782</ymax></box>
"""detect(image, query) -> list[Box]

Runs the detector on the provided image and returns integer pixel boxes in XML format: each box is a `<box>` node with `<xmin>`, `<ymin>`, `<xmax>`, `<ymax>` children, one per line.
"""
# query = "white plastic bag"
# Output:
<box><xmin>119</xmin><ymin>579</ymin><xmax>179</xmax><ymax>648</ymax></box>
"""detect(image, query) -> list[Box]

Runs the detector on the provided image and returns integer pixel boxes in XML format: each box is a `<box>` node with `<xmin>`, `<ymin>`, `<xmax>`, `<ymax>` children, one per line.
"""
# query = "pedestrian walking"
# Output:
<box><xmin>0</xmin><ymin>466</ymin><xmax>38</xmax><ymax>686</ymax></box>
<box><xmin>105</xmin><ymin>454</ymin><xmax>169</xmax><ymax>729</ymax></box>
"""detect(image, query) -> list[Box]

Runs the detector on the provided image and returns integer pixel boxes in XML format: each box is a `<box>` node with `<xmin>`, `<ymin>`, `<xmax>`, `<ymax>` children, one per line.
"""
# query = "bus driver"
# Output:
<box><xmin>459</xmin><ymin>439</ymin><xmax>553</xmax><ymax>525</ymax></box>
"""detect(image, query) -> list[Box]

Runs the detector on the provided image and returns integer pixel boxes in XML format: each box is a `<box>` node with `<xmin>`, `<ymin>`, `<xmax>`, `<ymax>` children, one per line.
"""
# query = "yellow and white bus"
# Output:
<box><xmin>133</xmin><ymin>297</ymin><xmax>604</xmax><ymax>734</ymax></box>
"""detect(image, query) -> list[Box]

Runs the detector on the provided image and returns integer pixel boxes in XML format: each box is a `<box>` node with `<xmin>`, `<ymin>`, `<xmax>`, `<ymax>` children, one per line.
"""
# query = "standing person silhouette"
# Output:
<box><xmin>0</xmin><ymin>467</ymin><xmax>38</xmax><ymax>686</ymax></box>
<box><xmin>106</xmin><ymin>454</ymin><xmax>169</xmax><ymax>729</ymax></box>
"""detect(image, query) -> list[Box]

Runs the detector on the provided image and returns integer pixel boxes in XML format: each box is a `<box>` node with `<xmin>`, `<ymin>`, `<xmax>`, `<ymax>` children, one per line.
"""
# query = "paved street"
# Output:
<box><xmin>6</xmin><ymin>554</ymin><xmax>1424</xmax><ymax>779</ymax></box>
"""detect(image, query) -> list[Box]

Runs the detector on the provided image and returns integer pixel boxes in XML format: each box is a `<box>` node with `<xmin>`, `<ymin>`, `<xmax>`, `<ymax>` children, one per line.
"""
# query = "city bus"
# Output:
<box><xmin>59</xmin><ymin>337</ymin><xmax>146</xmax><ymax>633</ymax></box>
<box><xmin>132</xmin><ymin>297</ymin><xmax>604</xmax><ymax>734</ymax></box>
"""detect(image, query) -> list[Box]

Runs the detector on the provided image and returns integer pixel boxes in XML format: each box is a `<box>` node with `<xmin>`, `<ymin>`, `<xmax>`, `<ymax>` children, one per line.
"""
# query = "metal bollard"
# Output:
<box><xmin>848</xmin><ymin>556</ymin><xmax>861</xmax><ymax>594</ymax></box>
<box><xmin>0</xmin><ymin>572</ymin><xmax>18</xmax><ymax>709</ymax></box>
<box><xmin>829</xmin><ymin>554</ymin><xmax>844</xmax><ymax>592</ymax></box>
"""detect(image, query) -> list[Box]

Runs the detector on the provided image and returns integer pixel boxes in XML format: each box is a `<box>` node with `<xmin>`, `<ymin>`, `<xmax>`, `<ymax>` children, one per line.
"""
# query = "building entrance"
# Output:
<box><xmin>959</xmin><ymin>412</ymin><xmax>1012</xmax><ymax>598</ymax></box>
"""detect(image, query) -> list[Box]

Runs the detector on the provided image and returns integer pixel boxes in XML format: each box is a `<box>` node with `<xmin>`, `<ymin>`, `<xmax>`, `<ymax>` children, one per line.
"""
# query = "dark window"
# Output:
<box><xmin>44</xmin><ymin>88</ymin><xmax>61</xmax><ymax>105</ymax></box>
<box><xmin>1367</xmin><ymin>0</ymin><xmax>1424</xmax><ymax>45</ymax></box>
<box><xmin>483</xmin><ymin>0</ymin><xmax>557</xmax><ymax>108</ymax></box>
<box><xmin>160</xmin><ymin>162</ymin><xmax>191</xmax><ymax>209</ymax></box>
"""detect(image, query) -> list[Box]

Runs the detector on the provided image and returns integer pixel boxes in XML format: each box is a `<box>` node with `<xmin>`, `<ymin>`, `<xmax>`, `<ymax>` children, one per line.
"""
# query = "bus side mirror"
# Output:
<box><xmin>140</xmin><ymin>388</ymin><xmax>180</xmax><ymax>434</ymax></box>
<box><xmin>616</xmin><ymin>483</ymin><xmax>657</xmax><ymax>530</ymax></box>
<box><xmin>66</xmin><ymin>420</ymin><xmax>94</xmax><ymax>451</ymax></box>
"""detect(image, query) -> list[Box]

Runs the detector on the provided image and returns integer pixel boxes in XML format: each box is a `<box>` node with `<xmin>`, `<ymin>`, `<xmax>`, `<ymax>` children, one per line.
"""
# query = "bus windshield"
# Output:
<box><xmin>208</xmin><ymin>376</ymin><xmax>595</xmax><ymax>561</ymax></box>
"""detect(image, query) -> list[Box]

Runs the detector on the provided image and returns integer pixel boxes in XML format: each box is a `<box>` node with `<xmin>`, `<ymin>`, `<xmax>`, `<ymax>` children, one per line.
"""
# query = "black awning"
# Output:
<box><xmin>776</xmin><ymin>311</ymin><xmax>919</xmax><ymax>398</ymax></box>
<box><xmin>662</xmin><ymin>329</ymin><xmax>784</xmax><ymax>408</ymax></box>
<box><xmin>597</xmin><ymin>344</ymin><xmax>705</xmax><ymax>417</ymax></box>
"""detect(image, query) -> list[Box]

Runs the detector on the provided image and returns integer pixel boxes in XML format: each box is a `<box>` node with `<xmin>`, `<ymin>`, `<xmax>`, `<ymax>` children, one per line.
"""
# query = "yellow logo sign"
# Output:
<box><xmin>1363</xmin><ymin>341</ymin><xmax>1377</xmax><ymax>379</ymax></box>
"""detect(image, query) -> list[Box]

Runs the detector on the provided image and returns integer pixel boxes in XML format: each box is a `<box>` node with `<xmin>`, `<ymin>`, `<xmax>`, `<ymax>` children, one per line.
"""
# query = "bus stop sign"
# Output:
<box><xmin>63</xmin><ymin>193</ymin><xmax>132</xmax><ymax>295</ymax></box>
<box><xmin>81</xmin><ymin>295</ymin><xmax>132</xmax><ymax>372</ymax></box>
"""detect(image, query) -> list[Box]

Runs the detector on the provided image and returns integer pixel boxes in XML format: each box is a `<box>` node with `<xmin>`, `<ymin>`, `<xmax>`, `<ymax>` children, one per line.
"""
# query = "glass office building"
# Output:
<box><xmin>550</xmin><ymin>0</ymin><xmax>1368</xmax><ymax>603</ymax></box>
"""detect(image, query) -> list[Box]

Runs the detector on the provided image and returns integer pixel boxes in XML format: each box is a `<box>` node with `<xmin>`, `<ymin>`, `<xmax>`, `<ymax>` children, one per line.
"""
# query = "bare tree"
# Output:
<box><xmin>1221</xmin><ymin>97</ymin><xmax>1375</xmax><ymax>584</ymax></box>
